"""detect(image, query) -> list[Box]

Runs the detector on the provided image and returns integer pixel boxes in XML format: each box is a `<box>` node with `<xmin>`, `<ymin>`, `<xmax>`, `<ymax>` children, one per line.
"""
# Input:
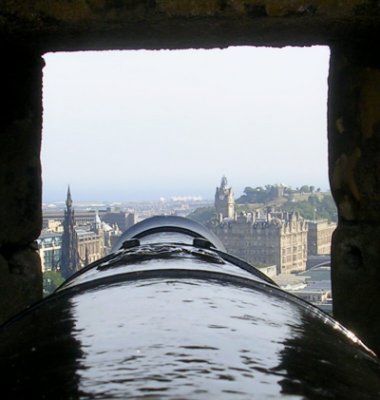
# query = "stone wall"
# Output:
<box><xmin>329</xmin><ymin>44</ymin><xmax>380</xmax><ymax>353</ymax></box>
<box><xmin>1</xmin><ymin>0</ymin><xmax>379</xmax><ymax>51</ymax></box>
<box><xmin>308</xmin><ymin>220</ymin><xmax>336</xmax><ymax>255</ymax></box>
<box><xmin>0</xmin><ymin>48</ymin><xmax>43</xmax><ymax>323</ymax></box>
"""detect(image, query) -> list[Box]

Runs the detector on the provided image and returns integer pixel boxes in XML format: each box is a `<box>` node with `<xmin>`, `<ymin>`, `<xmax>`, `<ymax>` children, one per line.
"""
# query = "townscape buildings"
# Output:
<box><xmin>209</xmin><ymin>176</ymin><xmax>336</xmax><ymax>313</ymax></box>
<box><xmin>307</xmin><ymin>220</ymin><xmax>337</xmax><ymax>256</ymax></box>
<box><xmin>211</xmin><ymin>177</ymin><xmax>309</xmax><ymax>274</ymax></box>
<box><xmin>39</xmin><ymin>189</ymin><xmax>207</xmax><ymax>275</ymax></box>
<box><xmin>39</xmin><ymin>180</ymin><xmax>337</xmax><ymax>312</ymax></box>
<box><xmin>38</xmin><ymin>187</ymin><xmax>123</xmax><ymax>276</ymax></box>
<box><xmin>38</xmin><ymin>232</ymin><xmax>62</xmax><ymax>272</ymax></box>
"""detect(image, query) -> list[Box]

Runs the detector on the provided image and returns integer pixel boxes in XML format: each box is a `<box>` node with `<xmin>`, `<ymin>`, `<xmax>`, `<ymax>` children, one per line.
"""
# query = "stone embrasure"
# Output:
<box><xmin>0</xmin><ymin>1</ymin><xmax>379</xmax><ymax>51</ymax></box>
<box><xmin>0</xmin><ymin>0</ymin><xmax>380</xmax><ymax>356</ymax></box>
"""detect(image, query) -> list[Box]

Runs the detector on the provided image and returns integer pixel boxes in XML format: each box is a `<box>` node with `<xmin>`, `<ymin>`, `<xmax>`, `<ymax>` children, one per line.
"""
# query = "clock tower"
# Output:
<box><xmin>215</xmin><ymin>176</ymin><xmax>235</xmax><ymax>220</ymax></box>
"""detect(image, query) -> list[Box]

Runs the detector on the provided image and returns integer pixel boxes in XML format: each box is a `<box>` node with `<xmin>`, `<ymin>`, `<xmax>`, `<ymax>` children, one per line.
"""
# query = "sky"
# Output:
<box><xmin>42</xmin><ymin>46</ymin><xmax>330</xmax><ymax>202</ymax></box>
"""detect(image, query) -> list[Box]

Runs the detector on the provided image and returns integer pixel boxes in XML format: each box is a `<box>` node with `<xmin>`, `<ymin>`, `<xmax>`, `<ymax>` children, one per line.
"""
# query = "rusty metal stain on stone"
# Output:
<box><xmin>337</xmin><ymin>195</ymin><xmax>356</xmax><ymax>221</ymax></box>
<box><xmin>332</xmin><ymin>149</ymin><xmax>361</xmax><ymax>207</ymax></box>
<box><xmin>336</xmin><ymin>117</ymin><xmax>345</xmax><ymax>134</ymax></box>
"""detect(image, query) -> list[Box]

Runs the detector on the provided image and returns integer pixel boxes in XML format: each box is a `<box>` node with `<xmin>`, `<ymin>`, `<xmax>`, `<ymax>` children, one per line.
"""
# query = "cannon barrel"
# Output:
<box><xmin>1</xmin><ymin>216</ymin><xmax>379</xmax><ymax>399</ymax></box>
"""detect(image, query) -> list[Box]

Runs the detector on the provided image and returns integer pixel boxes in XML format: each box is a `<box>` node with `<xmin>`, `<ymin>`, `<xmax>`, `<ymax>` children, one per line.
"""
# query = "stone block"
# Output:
<box><xmin>0</xmin><ymin>50</ymin><xmax>43</xmax><ymax>247</ymax></box>
<box><xmin>0</xmin><ymin>248</ymin><xmax>42</xmax><ymax>324</ymax></box>
<box><xmin>332</xmin><ymin>224</ymin><xmax>380</xmax><ymax>354</ymax></box>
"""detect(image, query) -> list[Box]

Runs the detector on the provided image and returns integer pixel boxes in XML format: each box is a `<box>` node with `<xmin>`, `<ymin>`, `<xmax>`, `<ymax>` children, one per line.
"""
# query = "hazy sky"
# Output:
<box><xmin>42</xmin><ymin>46</ymin><xmax>330</xmax><ymax>202</ymax></box>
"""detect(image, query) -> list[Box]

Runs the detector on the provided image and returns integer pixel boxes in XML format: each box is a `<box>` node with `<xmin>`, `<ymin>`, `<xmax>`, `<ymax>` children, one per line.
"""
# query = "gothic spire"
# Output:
<box><xmin>60</xmin><ymin>186</ymin><xmax>79</xmax><ymax>279</ymax></box>
<box><xmin>66</xmin><ymin>185</ymin><xmax>73</xmax><ymax>209</ymax></box>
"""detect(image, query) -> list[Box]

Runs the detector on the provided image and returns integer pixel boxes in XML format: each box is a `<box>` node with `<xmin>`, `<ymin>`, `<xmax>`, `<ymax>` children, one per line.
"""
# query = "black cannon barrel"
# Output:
<box><xmin>1</xmin><ymin>216</ymin><xmax>379</xmax><ymax>399</ymax></box>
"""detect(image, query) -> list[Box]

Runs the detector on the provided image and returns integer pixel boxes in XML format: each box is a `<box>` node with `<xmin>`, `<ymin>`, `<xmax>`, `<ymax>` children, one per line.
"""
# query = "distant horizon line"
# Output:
<box><xmin>42</xmin><ymin>179</ymin><xmax>331</xmax><ymax>204</ymax></box>
<box><xmin>42</xmin><ymin>188</ymin><xmax>332</xmax><ymax>205</ymax></box>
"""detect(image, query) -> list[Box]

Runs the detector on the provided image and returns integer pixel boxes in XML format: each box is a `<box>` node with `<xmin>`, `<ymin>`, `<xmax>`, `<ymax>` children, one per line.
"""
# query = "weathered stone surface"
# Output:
<box><xmin>329</xmin><ymin>46</ymin><xmax>380</xmax><ymax>223</ymax></box>
<box><xmin>329</xmin><ymin>45</ymin><xmax>380</xmax><ymax>353</ymax></box>
<box><xmin>331</xmin><ymin>224</ymin><xmax>380</xmax><ymax>354</ymax></box>
<box><xmin>0</xmin><ymin>0</ymin><xmax>379</xmax><ymax>51</ymax></box>
<box><xmin>0</xmin><ymin>49</ymin><xmax>43</xmax><ymax>324</ymax></box>
<box><xmin>0</xmin><ymin>50</ymin><xmax>43</xmax><ymax>247</ymax></box>
<box><xmin>0</xmin><ymin>248</ymin><xmax>42</xmax><ymax>324</ymax></box>
<box><xmin>0</xmin><ymin>0</ymin><xmax>375</xmax><ymax>20</ymax></box>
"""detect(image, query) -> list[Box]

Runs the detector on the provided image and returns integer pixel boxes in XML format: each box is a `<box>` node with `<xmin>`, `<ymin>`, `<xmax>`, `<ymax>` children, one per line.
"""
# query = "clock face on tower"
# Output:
<box><xmin>219</xmin><ymin>194</ymin><xmax>225</xmax><ymax>200</ymax></box>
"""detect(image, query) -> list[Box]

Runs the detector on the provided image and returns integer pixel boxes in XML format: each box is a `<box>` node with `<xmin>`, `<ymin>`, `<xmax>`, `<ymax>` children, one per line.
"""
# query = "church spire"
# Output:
<box><xmin>60</xmin><ymin>186</ymin><xmax>79</xmax><ymax>279</ymax></box>
<box><xmin>66</xmin><ymin>185</ymin><xmax>73</xmax><ymax>209</ymax></box>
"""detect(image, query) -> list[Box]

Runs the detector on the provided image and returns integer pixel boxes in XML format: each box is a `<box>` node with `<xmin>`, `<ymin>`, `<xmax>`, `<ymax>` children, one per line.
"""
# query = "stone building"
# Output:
<box><xmin>37</xmin><ymin>232</ymin><xmax>62</xmax><ymax>272</ymax></box>
<box><xmin>39</xmin><ymin>219</ymin><xmax>113</xmax><ymax>274</ymax></box>
<box><xmin>101</xmin><ymin>209</ymin><xmax>138</xmax><ymax>232</ymax></box>
<box><xmin>74</xmin><ymin>209</ymin><xmax>105</xmax><ymax>266</ymax></box>
<box><xmin>308</xmin><ymin>220</ymin><xmax>337</xmax><ymax>256</ymax></box>
<box><xmin>43</xmin><ymin>209</ymin><xmax>105</xmax><ymax>228</ymax></box>
<box><xmin>213</xmin><ymin>211</ymin><xmax>308</xmax><ymax>274</ymax></box>
<box><xmin>58</xmin><ymin>188</ymin><xmax>107</xmax><ymax>278</ymax></box>
<box><xmin>76</xmin><ymin>230</ymin><xmax>105</xmax><ymax>267</ymax></box>
<box><xmin>211</xmin><ymin>178</ymin><xmax>308</xmax><ymax>274</ymax></box>
<box><xmin>44</xmin><ymin>208</ymin><xmax>136</xmax><ymax>234</ymax></box>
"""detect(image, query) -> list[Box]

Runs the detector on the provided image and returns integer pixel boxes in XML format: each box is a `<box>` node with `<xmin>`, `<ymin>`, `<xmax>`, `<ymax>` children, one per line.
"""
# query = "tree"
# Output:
<box><xmin>43</xmin><ymin>270</ymin><xmax>65</xmax><ymax>296</ymax></box>
<box><xmin>187</xmin><ymin>207</ymin><xmax>215</xmax><ymax>224</ymax></box>
<box><xmin>237</xmin><ymin>186</ymin><xmax>274</xmax><ymax>204</ymax></box>
<box><xmin>283</xmin><ymin>193</ymin><xmax>337</xmax><ymax>222</ymax></box>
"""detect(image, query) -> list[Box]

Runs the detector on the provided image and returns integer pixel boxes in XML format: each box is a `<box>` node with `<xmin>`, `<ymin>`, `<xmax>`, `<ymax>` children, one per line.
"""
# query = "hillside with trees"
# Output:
<box><xmin>237</xmin><ymin>184</ymin><xmax>322</xmax><ymax>205</ymax></box>
<box><xmin>283</xmin><ymin>194</ymin><xmax>337</xmax><ymax>222</ymax></box>
<box><xmin>188</xmin><ymin>184</ymin><xmax>338</xmax><ymax>224</ymax></box>
<box><xmin>187</xmin><ymin>206</ymin><xmax>215</xmax><ymax>225</ymax></box>
<box><xmin>237</xmin><ymin>185</ymin><xmax>284</xmax><ymax>204</ymax></box>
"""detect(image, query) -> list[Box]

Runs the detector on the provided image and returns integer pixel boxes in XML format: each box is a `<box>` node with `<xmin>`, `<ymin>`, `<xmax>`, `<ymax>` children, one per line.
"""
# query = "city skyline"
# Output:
<box><xmin>42</xmin><ymin>180</ymin><xmax>332</xmax><ymax>207</ymax></box>
<box><xmin>42</xmin><ymin>46</ymin><xmax>330</xmax><ymax>202</ymax></box>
